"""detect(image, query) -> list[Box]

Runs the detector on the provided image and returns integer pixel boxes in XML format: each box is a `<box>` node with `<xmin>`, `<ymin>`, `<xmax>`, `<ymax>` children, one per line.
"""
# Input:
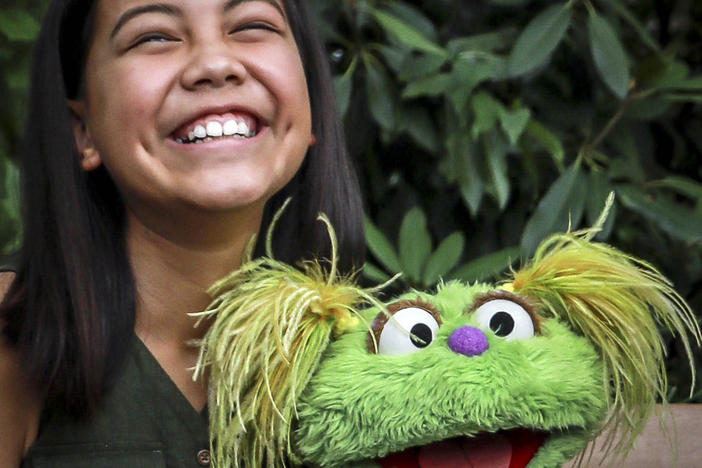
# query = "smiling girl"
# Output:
<box><xmin>0</xmin><ymin>0</ymin><xmax>364</xmax><ymax>466</ymax></box>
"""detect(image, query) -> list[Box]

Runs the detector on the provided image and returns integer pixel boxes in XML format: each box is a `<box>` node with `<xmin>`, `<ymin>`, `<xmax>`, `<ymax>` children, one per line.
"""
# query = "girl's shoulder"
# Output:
<box><xmin>0</xmin><ymin>271</ymin><xmax>41</xmax><ymax>467</ymax></box>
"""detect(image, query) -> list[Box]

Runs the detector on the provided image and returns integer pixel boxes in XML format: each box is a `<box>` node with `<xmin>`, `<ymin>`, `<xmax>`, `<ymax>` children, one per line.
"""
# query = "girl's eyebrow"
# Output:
<box><xmin>110</xmin><ymin>3</ymin><xmax>181</xmax><ymax>39</ymax></box>
<box><xmin>110</xmin><ymin>0</ymin><xmax>287</xmax><ymax>40</ymax></box>
<box><xmin>224</xmin><ymin>0</ymin><xmax>287</xmax><ymax>21</ymax></box>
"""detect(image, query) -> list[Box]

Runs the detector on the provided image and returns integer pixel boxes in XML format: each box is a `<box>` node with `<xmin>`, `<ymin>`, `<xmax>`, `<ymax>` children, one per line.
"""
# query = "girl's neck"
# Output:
<box><xmin>127</xmin><ymin>205</ymin><xmax>263</xmax><ymax>348</ymax></box>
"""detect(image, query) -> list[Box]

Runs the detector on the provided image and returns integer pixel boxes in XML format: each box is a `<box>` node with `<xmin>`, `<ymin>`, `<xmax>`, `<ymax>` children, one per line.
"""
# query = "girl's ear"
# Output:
<box><xmin>68</xmin><ymin>100</ymin><xmax>102</xmax><ymax>171</ymax></box>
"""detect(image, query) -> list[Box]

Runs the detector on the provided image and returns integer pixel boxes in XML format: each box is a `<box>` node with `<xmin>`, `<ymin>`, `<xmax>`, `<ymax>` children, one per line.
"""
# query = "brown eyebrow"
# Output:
<box><xmin>467</xmin><ymin>290</ymin><xmax>543</xmax><ymax>333</ymax></box>
<box><xmin>224</xmin><ymin>0</ymin><xmax>287</xmax><ymax>22</ymax></box>
<box><xmin>110</xmin><ymin>3</ymin><xmax>182</xmax><ymax>40</ymax></box>
<box><xmin>110</xmin><ymin>0</ymin><xmax>287</xmax><ymax>40</ymax></box>
<box><xmin>367</xmin><ymin>298</ymin><xmax>442</xmax><ymax>353</ymax></box>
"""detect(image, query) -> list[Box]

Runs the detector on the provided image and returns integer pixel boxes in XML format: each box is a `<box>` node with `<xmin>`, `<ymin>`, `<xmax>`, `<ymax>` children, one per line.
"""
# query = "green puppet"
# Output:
<box><xmin>193</xmin><ymin>207</ymin><xmax>700</xmax><ymax>468</ymax></box>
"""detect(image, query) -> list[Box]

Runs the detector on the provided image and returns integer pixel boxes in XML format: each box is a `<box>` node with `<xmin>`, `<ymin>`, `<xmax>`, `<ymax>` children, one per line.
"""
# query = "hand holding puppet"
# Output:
<box><xmin>193</xmin><ymin>212</ymin><xmax>700</xmax><ymax>468</ymax></box>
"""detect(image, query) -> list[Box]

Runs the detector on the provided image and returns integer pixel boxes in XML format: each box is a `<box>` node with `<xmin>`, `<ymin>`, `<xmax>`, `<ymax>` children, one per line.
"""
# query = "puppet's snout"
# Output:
<box><xmin>447</xmin><ymin>326</ymin><xmax>489</xmax><ymax>357</ymax></box>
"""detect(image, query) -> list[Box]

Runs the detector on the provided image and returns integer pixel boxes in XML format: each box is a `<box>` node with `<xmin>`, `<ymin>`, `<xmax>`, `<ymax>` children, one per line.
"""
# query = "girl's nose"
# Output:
<box><xmin>448</xmin><ymin>326</ymin><xmax>489</xmax><ymax>357</ymax></box>
<box><xmin>181</xmin><ymin>43</ymin><xmax>247</xmax><ymax>90</ymax></box>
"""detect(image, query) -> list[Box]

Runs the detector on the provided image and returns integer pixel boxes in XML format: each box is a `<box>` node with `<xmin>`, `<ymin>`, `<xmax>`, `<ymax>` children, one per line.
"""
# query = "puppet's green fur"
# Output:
<box><xmin>295</xmin><ymin>284</ymin><xmax>608</xmax><ymax>466</ymax></box>
<box><xmin>200</xmin><ymin>214</ymin><xmax>700</xmax><ymax>467</ymax></box>
<box><xmin>193</xmin><ymin>214</ymin><xmax>384</xmax><ymax>467</ymax></box>
<box><xmin>507</xmin><ymin>229</ymin><xmax>701</xmax><ymax>455</ymax></box>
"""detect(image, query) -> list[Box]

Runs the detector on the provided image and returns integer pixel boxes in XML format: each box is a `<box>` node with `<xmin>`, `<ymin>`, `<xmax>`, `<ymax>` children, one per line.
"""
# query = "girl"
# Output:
<box><xmin>0</xmin><ymin>0</ymin><xmax>364</xmax><ymax>466</ymax></box>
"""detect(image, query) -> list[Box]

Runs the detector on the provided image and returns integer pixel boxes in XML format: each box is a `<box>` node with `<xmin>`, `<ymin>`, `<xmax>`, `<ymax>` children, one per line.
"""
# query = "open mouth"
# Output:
<box><xmin>374</xmin><ymin>429</ymin><xmax>548</xmax><ymax>468</ymax></box>
<box><xmin>170</xmin><ymin>111</ymin><xmax>261</xmax><ymax>144</ymax></box>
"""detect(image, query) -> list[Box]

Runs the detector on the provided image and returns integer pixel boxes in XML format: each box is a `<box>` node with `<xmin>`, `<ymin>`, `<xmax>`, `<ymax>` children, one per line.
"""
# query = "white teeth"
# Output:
<box><xmin>193</xmin><ymin>125</ymin><xmax>207</xmax><ymax>139</ymax></box>
<box><xmin>223</xmin><ymin>120</ymin><xmax>238</xmax><ymax>136</ymax></box>
<box><xmin>206</xmin><ymin>121</ymin><xmax>223</xmax><ymax>137</ymax></box>
<box><xmin>181</xmin><ymin>119</ymin><xmax>256</xmax><ymax>143</ymax></box>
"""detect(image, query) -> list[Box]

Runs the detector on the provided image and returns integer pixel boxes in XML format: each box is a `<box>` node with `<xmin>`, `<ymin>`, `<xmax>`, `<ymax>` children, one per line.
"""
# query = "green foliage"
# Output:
<box><xmin>0</xmin><ymin>0</ymin><xmax>700</xmax><ymax>401</ymax></box>
<box><xmin>316</xmin><ymin>0</ymin><xmax>702</xmax><ymax>401</ymax></box>
<box><xmin>0</xmin><ymin>0</ymin><xmax>50</xmax><ymax>261</ymax></box>
<box><xmin>507</xmin><ymin>2</ymin><xmax>572</xmax><ymax>77</ymax></box>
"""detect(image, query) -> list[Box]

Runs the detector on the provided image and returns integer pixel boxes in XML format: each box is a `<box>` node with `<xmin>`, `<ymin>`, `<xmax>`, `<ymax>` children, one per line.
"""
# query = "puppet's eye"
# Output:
<box><xmin>474</xmin><ymin>299</ymin><xmax>534</xmax><ymax>341</ymax></box>
<box><xmin>377</xmin><ymin>307</ymin><xmax>440</xmax><ymax>356</ymax></box>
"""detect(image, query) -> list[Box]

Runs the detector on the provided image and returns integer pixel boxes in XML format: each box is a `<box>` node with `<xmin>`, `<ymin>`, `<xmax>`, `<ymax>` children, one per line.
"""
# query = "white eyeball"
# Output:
<box><xmin>378</xmin><ymin>307</ymin><xmax>440</xmax><ymax>356</ymax></box>
<box><xmin>474</xmin><ymin>299</ymin><xmax>535</xmax><ymax>341</ymax></box>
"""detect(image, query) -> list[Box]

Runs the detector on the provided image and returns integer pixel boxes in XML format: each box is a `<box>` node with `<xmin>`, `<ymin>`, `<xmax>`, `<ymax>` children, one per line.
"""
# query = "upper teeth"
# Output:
<box><xmin>181</xmin><ymin>119</ymin><xmax>254</xmax><ymax>143</ymax></box>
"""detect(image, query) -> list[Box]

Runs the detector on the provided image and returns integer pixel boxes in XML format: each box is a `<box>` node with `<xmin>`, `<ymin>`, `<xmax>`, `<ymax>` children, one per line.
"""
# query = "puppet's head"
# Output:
<box><xmin>195</xmin><ymin>216</ymin><xmax>700</xmax><ymax>468</ymax></box>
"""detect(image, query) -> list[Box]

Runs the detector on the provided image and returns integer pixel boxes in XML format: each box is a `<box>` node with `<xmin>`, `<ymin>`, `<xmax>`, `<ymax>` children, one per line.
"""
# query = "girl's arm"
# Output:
<box><xmin>0</xmin><ymin>272</ymin><xmax>41</xmax><ymax>467</ymax></box>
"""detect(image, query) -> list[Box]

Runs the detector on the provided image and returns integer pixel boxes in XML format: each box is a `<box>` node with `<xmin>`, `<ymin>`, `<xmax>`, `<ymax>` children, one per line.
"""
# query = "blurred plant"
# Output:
<box><xmin>312</xmin><ymin>0</ymin><xmax>702</xmax><ymax>400</ymax></box>
<box><xmin>0</xmin><ymin>0</ymin><xmax>49</xmax><ymax>260</ymax></box>
<box><xmin>1</xmin><ymin>0</ymin><xmax>700</xmax><ymax>399</ymax></box>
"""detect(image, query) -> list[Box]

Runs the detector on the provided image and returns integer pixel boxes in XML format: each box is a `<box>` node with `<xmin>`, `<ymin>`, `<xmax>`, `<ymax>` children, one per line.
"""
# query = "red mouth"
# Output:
<box><xmin>375</xmin><ymin>429</ymin><xmax>548</xmax><ymax>468</ymax></box>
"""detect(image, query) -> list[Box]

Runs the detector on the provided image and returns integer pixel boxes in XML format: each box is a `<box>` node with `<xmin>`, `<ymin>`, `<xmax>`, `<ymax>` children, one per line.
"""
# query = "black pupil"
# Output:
<box><xmin>490</xmin><ymin>312</ymin><xmax>515</xmax><ymax>337</ymax></box>
<box><xmin>410</xmin><ymin>323</ymin><xmax>433</xmax><ymax>348</ymax></box>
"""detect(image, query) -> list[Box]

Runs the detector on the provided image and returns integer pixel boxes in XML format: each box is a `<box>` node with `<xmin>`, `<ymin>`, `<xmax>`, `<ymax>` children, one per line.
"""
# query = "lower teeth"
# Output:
<box><xmin>176</xmin><ymin>133</ymin><xmax>254</xmax><ymax>144</ymax></box>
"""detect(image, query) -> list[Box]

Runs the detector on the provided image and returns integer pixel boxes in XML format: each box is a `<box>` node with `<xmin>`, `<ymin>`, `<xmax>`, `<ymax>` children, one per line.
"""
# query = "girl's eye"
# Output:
<box><xmin>233</xmin><ymin>22</ymin><xmax>278</xmax><ymax>34</ymax></box>
<box><xmin>377</xmin><ymin>307</ymin><xmax>440</xmax><ymax>356</ymax></box>
<box><xmin>473</xmin><ymin>299</ymin><xmax>535</xmax><ymax>341</ymax></box>
<box><xmin>132</xmin><ymin>34</ymin><xmax>174</xmax><ymax>48</ymax></box>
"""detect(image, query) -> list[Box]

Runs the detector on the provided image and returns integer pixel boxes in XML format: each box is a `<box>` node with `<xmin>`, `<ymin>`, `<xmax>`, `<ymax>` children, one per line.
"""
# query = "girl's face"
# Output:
<box><xmin>70</xmin><ymin>0</ymin><xmax>312</xmax><ymax>226</ymax></box>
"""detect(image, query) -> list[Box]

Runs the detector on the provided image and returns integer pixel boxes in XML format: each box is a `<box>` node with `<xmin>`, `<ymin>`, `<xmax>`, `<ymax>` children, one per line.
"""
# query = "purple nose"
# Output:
<box><xmin>448</xmin><ymin>326</ymin><xmax>489</xmax><ymax>357</ymax></box>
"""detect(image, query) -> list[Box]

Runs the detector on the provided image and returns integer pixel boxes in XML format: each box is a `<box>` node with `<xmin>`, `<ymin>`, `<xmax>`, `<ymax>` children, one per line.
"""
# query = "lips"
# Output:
<box><xmin>375</xmin><ymin>429</ymin><xmax>548</xmax><ymax>468</ymax></box>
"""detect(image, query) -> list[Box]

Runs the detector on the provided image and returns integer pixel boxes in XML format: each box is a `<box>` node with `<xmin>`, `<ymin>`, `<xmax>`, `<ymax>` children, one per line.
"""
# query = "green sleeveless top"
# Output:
<box><xmin>21</xmin><ymin>336</ymin><xmax>211</xmax><ymax>468</ymax></box>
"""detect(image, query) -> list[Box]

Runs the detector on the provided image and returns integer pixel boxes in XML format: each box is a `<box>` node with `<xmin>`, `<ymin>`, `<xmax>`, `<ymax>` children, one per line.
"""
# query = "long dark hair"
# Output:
<box><xmin>0</xmin><ymin>0</ymin><xmax>364</xmax><ymax>418</ymax></box>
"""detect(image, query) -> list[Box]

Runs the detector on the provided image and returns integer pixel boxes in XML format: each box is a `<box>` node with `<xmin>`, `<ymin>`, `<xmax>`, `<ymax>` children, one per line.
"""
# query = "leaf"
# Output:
<box><xmin>377</xmin><ymin>45</ymin><xmax>410</xmax><ymax>73</ymax></box>
<box><xmin>624</xmin><ymin>96</ymin><xmax>673</xmax><ymax>120</ymax></box>
<box><xmin>384</xmin><ymin>1</ymin><xmax>439</xmax><ymax>43</ymax></box>
<box><xmin>0</xmin><ymin>9</ymin><xmax>40</xmax><ymax>42</ymax></box>
<box><xmin>402</xmin><ymin>73</ymin><xmax>453</xmax><ymax>99</ymax></box>
<box><xmin>448</xmin><ymin>132</ymin><xmax>484</xmax><ymax>215</ymax></box>
<box><xmin>498</xmin><ymin>106</ymin><xmax>531</xmax><ymax>145</ymax></box>
<box><xmin>484</xmin><ymin>130</ymin><xmax>510</xmax><ymax>210</ymax></box>
<box><xmin>470</xmin><ymin>92</ymin><xmax>503</xmax><ymax>139</ymax></box>
<box><xmin>363</xmin><ymin>262</ymin><xmax>391</xmax><ymax>283</ymax></box>
<box><xmin>365</xmin><ymin>60</ymin><xmax>396</xmax><ymax>130</ymax></box>
<box><xmin>447</xmin><ymin>58</ymin><xmax>497</xmax><ymax>115</ymax></box>
<box><xmin>398</xmin><ymin>207</ymin><xmax>432</xmax><ymax>281</ymax></box>
<box><xmin>654</xmin><ymin>176</ymin><xmax>702</xmax><ymax>202</ymax></box>
<box><xmin>525</xmin><ymin>120</ymin><xmax>565</xmax><ymax>170</ymax></box>
<box><xmin>0</xmin><ymin>156</ymin><xmax>21</xmax><ymax>254</ymax></box>
<box><xmin>618</xmin><ymin>185</ymin><xmax>702</xmax><ymax>242</ymax></box>
<box><xmin>446</xmin><ymin>28</ymin><xmax>518</xmax><ymax>55</ymax></box>
<box><xmin>588</xmin><ymin>12</ymin><xmax>630</xmax><ymax>99</ymax></box>
<box><xmin>364</xmin><ymin>217</ymin><xmax>402</xmax><ymax>274</ymax></box>
<box><xmin>333</xmin><ymin>57</ymin><xmax>357</xmax><ymax>117</ymax></box>
<box><xmin>663</xmin><ymin>94</ymin><xmax>702</xmax><ymax>104</ymax></box>
<box><xmin>403</xmin><ymin>107</ymin><xmax>439</xmax><ymax>153</ymax></box>
<box><xmin>397</xmin><ymin>53</ymin><xmax>447</xmax><ymax>82</ymax></box>
<box><xmin>645</xmin><ymin>60</ymin><xmax>688</xmax><ymax>89</ymax></box>
<box><xmin>423</xmin><ymin>232</ymin><xmax>465</xmax><ymax>285</ymax></box>
<box><xmin>660</xmin><ymin>76</ymin><xmax>702</xmax><ymax>91</ymax></box>
<box><xmin>520</xmin><ymin>160</ymin><xmax>587</xmax><ymax>254</ymax></box>
<box><xmin>507</xmin><ymin>3</ymin><xmax>572</xmax><ymax>77</ymax></box>
<box><xmin>368</xmin><ymin>7</ymin><xmax>447</xmax><ymax>57</ymax></box>
<box><xmin>451</xmin><ymin>247</ymin><xmax>522</xmax><ymax>282</ymax></box>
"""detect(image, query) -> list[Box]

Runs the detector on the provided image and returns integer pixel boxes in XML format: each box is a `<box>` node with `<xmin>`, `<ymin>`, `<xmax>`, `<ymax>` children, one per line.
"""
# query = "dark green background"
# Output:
<box><xmin>1</xmin><ymin>0</ymin><xmax>700</xmax><ymax>401</ymax></box>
